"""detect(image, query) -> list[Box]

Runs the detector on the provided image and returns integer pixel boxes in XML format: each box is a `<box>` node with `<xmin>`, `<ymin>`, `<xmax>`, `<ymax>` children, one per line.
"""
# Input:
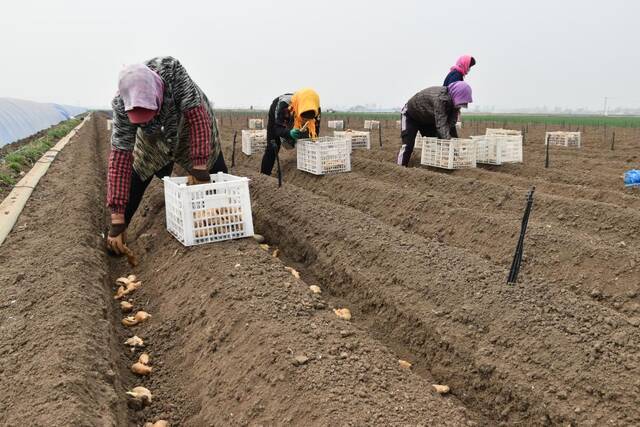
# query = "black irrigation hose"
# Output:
<box><xmin>507</xmin><ymin>186</ymin><xmax>535</xmax><ymax>285</ymax></box>
<box><xmin>231</xmin><ymin>130</ymin><xmax>237</xmax><ymax>168</ymax></box>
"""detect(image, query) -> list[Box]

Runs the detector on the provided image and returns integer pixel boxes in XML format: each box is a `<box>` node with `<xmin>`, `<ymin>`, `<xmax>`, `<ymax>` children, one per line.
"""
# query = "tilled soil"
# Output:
<box><xmin>228</xmin><ymin>116</ymin><xmax>640</xmax><ymax>425</ymax></box>
<box><xmin>0</xmin><ymin>113</ymin><xmax>475</xmax><ymax>426</ymax></box>
<box><xmin>1</xmin><ymin>111</ymin><xmax>640</xmax><ymax>426</ymax></box>
<box><xmin>0</xmin><ymin>114</ymin><xmax>127</xmax><ymax>425</ymax></box>
<box><xmin>118</xmin><ymin>182</ymin><xmax>475</xmax><ymax>426</ymax></box>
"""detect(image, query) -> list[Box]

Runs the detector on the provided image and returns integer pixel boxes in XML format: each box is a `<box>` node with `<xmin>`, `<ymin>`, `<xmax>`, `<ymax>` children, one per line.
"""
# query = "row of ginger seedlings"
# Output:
<box><xmin>113</xmin><ymin>274</ymin><xmax>167</xmax><ymax>427</ymax></box>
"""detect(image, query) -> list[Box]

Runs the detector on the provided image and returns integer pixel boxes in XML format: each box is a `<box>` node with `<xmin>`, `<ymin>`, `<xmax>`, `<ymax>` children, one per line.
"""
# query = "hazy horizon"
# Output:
<box><xmin>2</xmin><ymin>0</ymin><xmax>638</xmax><ymax>112</ymax></box>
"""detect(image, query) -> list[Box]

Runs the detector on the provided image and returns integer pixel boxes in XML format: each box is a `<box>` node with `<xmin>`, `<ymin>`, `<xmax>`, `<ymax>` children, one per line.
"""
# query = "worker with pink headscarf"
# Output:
<box><xmin>443</xmin><ymin>55</ymin><xmax>476</xmax><ymax>86</ymax></box>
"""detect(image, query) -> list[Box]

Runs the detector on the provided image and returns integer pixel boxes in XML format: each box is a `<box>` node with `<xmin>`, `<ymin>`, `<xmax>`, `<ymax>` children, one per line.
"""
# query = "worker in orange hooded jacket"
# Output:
<box><xmin>261</xmin><ymin>88</ymin><xmax>321</xmax><ymax>175</ymax></box>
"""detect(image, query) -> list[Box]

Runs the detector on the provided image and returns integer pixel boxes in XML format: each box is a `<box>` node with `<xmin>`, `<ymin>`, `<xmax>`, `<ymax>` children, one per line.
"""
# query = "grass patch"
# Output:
<box><xmin>0</xmin><ymin>172</ymin><xmax>16</xmax><ymax>186</ymax></box>
<box><xmin>5</xmin><ymin>152</ymin><xmax>26</xmax><ymax>165</ymax></box>
<box><xmin>0</xmin><ymin>117</ymin><xmax>82</xmax><ymax>189</ymax></box>
<box><xmin>462</xmin><ymin>114</ymin><xmax>640</xmax><ymax>128</ymax></box>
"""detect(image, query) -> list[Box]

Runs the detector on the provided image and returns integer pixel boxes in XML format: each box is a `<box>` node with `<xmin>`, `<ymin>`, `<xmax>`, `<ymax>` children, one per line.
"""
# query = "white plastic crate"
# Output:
<box><xmin>545</xmin><ymin>131</ymin><xmax>581</xmax><ymax>147</ymax></box>
<box><xmin>248</xmin><ymin>118</ymin><xmax>264</xmax><ymax>129</ymax></box>
<box><xmin>486</xmin><ymin>128</ymin><xmax>522</xmax><ymax>136</ymax></box>
<box><xmin>364</xmin><ymin>120</ymin><xmax>380</xmax><ymax>130</ymax></box>
<box><xmin>472</xmin><ymin>135</ymin><xmax>523</xmax><ymax>165</ymax></box>
<box><xmin>333</xmin><ymin>130</ymin><xmax>371</xmax><ymax>150</ymax></box>
<box><xmin>327</xmin><ymin>120</ymin><xmax>344</xmax><ymax>130</ymax></box>
<box><xmin>297</xmin><ymin>136</ymin><xmax>352</xmax><ymax>175</ymax></box>
<box><xmin>241</xmin><ymin>129</ymin><xmax>267</xmax><ymax>155</ymax></box>
<box><xmin>420</xmin><ymin>137</ymin><xmax>477</xmax><ymax>169</ymax></box>
<box><xmin>162</xmin><ymin>173</ymin><xmax>254</xmax><ymax>246</ymax></box>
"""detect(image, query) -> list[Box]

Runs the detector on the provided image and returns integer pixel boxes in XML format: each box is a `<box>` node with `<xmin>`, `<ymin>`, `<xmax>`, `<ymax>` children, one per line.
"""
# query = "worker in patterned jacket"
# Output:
<box><xmin>261</xmin><ymin>88</ymin><xmax>321</xmax><ymax>175</ymax></box>
<box><xmin>107</xmin><ymin>56</ymin><xmax>227</xmax><ymax>255</ymax></box>
<box><xmin>397</xmin><ymin>81</ymin><xmax>472</xmax><ymax>167</ymax></box>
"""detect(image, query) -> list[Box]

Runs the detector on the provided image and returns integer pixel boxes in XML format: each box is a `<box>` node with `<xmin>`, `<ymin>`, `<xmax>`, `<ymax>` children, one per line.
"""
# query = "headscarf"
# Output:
<box><xmin>118</xmin><ymin>64</ymin><xmax>165</xmax><ymax>112</ymax></box>
<box><xmin>448</xmin><ymin>81</ymin><xmax>473</xmax><ymax>107</ymax></box>
<box><xmin>290</xmin><ymin>88</ymin><xmax>320</xmax><ymax>138</ymax></box>
<box><xmin>450</xmin><ymin>55</ymin><xmax>474</xmax><ymax>76</ymax></box>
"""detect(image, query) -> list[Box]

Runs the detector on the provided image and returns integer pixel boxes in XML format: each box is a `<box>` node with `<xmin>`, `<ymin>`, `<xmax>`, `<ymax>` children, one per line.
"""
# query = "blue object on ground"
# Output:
<box><xmin>624</xmin><ymin>170</ymin><xmax>640</xmax><ymax>187</ymax></box>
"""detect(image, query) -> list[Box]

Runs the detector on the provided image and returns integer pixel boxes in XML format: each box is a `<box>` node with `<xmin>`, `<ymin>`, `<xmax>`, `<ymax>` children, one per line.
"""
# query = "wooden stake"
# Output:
<box><xmin>610</xmin><ymin>131</ymin><xmax>616</xmax><ymax>151</ymax></box>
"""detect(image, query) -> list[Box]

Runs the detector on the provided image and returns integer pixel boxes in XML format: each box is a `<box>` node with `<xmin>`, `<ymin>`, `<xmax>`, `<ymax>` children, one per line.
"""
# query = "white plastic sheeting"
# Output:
<box><xmin>0</xmin><ymin>98</ymin><xmax>86</xmax><ymax>147</ymax></box>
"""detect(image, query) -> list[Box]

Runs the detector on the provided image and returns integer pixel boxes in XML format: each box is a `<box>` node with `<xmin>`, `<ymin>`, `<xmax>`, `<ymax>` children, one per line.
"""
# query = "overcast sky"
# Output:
<box><xmin>1</xmin><ymin>0</ymin><xmax>637</xmax><ymax>111</ymax></box>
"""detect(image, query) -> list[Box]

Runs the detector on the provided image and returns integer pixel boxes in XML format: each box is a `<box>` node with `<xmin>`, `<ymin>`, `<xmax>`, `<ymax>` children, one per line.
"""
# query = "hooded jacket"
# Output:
<box><xmin>267</xmin><ymin>89</ymin><xmax>321</xmax><ymax>145</ymax></box>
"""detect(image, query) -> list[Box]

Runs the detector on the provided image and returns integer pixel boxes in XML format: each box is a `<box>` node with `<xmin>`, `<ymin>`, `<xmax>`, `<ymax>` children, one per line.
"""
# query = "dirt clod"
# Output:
<box><xmin>292</xmin><ymin>355</ymin><xmax>309</xmax><ymax>366</ymax></box>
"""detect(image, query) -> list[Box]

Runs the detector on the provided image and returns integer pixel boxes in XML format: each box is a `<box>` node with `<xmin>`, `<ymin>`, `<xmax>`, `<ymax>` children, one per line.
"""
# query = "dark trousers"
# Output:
<box><xmin>397</xmin><ymin>107</ymin><xmax>457</xmax><ymax>167</ymax></box>
<box><xmin>260</xmin><ymin>140</ymin><xmax>280</xmax><ymax>175</ymax></box>
<box><xmin>124</xmin><ymin>152</ymin><xmax>228</xmax><ymax>225</ymax></box>
<box><xmin>261</xmin><ymin>97</ymin><xmax>281</xmax><ymax>176</ymax></box>
<box><xmin>398</xmin><ymin>107</ymin><xmax>435</xmax><ymax>167</ymax></box>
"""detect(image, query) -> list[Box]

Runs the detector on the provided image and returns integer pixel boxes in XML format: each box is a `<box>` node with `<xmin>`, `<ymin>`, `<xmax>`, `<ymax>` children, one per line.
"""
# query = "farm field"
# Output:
<box><xmin>1</xmin><ymin>112</ymin><xmax>640</xmax><ymax>426</ymax></box>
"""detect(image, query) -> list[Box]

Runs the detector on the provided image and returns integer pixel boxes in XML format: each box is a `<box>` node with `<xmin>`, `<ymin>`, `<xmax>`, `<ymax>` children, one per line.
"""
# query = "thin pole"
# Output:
<box><xmin>231</xmin><ymin>130</ymin><xmax>237</xmax><ymax>167</ymax></box>
<box><xmin>545</xmin><ymin>134</ymin><xmax>550</xmax><ymax>168</ymax></box>
<box><xmin>610</xmin><ymin>131</ymin><xmax>616</xmax><ymax>150</ymax></box>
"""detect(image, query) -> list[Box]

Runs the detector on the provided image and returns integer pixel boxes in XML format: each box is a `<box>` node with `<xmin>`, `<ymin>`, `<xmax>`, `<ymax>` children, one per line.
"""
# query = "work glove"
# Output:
<box><xmin>107</xmin><ymin>222</ymin><xmax>128</xmax><ymax>255</ymax></box>
<box><xmin>187</xmin><ymin>168</ymin><xmax>211</xmax><ymax>185</ymax></box>
<box><xmin>289</xmin><ymin>128</ymin><xmax>303</xmax><ymax>140</ymax></box>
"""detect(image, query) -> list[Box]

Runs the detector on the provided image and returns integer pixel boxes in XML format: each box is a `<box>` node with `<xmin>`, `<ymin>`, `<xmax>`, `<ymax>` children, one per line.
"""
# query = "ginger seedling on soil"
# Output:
<box><xmin>333</xmin><ymin>308</ymin><xmax>352</xmax><ymax>320</ymax></box>
<box><xmin>126</xmin><ymin>386</ymin><xmax>152</xmax><ymax>407</ymax></box>
<box><xmin>284</xmin><ymin>266</ymin><xmax>300</xmax><ymax>279</ymax></box>
<box><xmin>124</xmin><ymin>336</ymin><xmax>144</xmax><ymax>347</ymax></box>
<box><xmin>131</xmin><ymin>362</ymin><xmax>152</xmax><ymax>376</ymax></box>
<box><xmin>122</xmin><ymin>311</ymin><xmax>151</xmax><ymax>327</ymax></box>
<box><xmin>433</xmin><ymin>384</ymin><xmax>450</xmax><ymax>394</ymax></box>
<box><xmin>399</xmin><ymin>360</ymin><xmax>412</xmax><ymax>369</ymax></box>
<box><xmin>114</xmin><ymin>276</ymin><xmax>141</xmax><ymax>300</ymax></box>
<box><xmin>131</xmin><ymin>352</ymin><xmax>152</xmax><ymax>375</ymax></box>
<box><xmin>123</xmin><ymin>246</ymin><xmax>138</xmax><ymax>267</ymax></box>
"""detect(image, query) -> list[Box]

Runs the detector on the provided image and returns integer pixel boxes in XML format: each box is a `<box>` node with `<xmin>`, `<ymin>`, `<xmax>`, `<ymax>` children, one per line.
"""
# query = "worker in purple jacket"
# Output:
<box><xmin>397</xmin><ymin>81</ymin><xmax>473</xmax><ymax>167</ymax></box>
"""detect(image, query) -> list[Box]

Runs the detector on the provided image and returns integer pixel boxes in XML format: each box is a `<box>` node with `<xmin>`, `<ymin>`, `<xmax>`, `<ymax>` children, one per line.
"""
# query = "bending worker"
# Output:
<box><xmin>443</xmin><ymin>55</ymin><xmax>476</xmax><ymax>86</ymax></box>
<box><xmin>261</xmin><ymin>88</ymin><xmax>321</xmax><ymax>176</ymax></box>
<box><xmin>397</xmin><ymin>81</ymin><xmax>473</xmax><ymax>167</ymax></box>
<box><xmin>107</xmin><ymin>56</ymin><xmax>227</xmax><ymax>255</ymax></box>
